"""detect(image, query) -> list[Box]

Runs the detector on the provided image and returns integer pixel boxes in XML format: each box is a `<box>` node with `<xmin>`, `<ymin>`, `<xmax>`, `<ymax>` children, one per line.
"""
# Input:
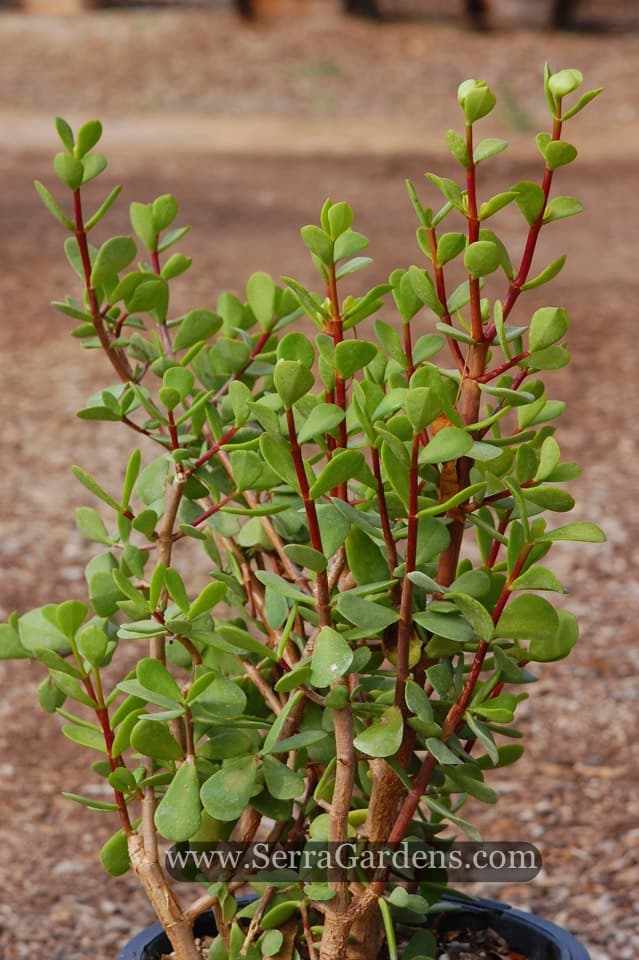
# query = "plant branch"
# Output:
<box><xmin>286</xmin><ymin>407</ymin><xmax>332</xmax><ymax>628</ymax></box>
<box><xmin>73</xmin><ymin>189</ymin><xmax>134</xmax><ymax>383</ymax></box>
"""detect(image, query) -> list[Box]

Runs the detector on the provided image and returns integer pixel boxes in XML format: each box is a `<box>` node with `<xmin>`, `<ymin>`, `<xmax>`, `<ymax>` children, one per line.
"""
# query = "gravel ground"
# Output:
<box><xmin>0</xmin><ymin>6</ymin><xmax>638</xmax><ymax>960</ymax></box>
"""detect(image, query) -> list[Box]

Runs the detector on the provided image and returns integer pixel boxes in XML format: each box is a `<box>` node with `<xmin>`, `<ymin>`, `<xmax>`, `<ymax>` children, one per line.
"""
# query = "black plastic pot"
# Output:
<box><xmin>117</xmin><ymin>895</ymin><xmax>590</xmax><ymax>960</ymax></box>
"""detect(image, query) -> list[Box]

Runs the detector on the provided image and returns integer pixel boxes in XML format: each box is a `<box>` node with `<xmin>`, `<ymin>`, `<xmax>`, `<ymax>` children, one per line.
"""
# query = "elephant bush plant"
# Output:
<box><xmin>1</xmin><ymin>66</ymin><xmax>604</xmax><ymax>960</ymax></box>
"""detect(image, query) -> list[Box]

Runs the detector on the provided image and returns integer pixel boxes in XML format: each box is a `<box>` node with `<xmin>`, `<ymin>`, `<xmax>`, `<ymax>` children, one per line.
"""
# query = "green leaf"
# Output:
<box><xmin>188</xmin><ymin>583</ymin><xmax>227</xmax><ymax>620</ymax></box>
<box><xmin>523</xmin><ymin>486</ymin><xmax>575</xmax><ymax>512</ymax></box>
<box><xmin>474</xmin><ymin>137</ymin><xmax>508</xmax><ymax>164</ymax></box>
<box><xmin>405</xmin><ymin>387</ymin><xmax>440</xmax><ymax>434</ymax></box>
<box><xmin>72</xmin><ymin>465</ymin><xmax>121</xmax><ymax>511</ymax></box>
<box><xmin>282</xmin><ymin>544</ymin><xmax>327</xmax><ymax>573</ymax></box>
<box><xmin>436</xmin><ymin>232</ymin><xmax>466</xmax><ymax>266</ymax></box>
<box><xmin>308</xmin><ymin>450</ymin><xmax>365</xmax><ymax>500</ymax></box>
<box><xmin>259</xmin><ymin>435</ymin><xmax>299</xmax><ymax>490</ymax></box>
<box><xmin>261</xmin><ymin>901</ymin><xmax>303</xmax><ymax>930</ymax></box>
<box><xmin>263</xmin><ymin>729</ymin><xmax>327</xmax><ymax>755</ymax></box>
<box><xmin>479</xmin><ymin>191</ymin><xmax>517</xmax><ymax>221</ymax></box>
<box><xmin>0</xmin><ymin>622</ymin><xmax>28</xmax><ymax>660</ymax></box>
<box><xmin>277</xmin><ymin>331</ymin><xmax>315</xmax><ymax>368</ymax></box>
<box><xmin>62</xmin><ymin>723</ymin><xmax>106</xmax><ymax>753</ymax></box>
<box><xmin>137</xmin><ymin>657</ymin><xmax>183</xmax><ymax>702</ymax></box>
<box><xmin>129</xmin><ymin>201</ymin><xmax>156</xmax><ymax>250</ymax></box>
<box><xmin>374</xmin><ymin>318</ymin><xmax>409</xmax><ymax>367</ymax></box>
<box><xmin>425</xmin><ymin>737</ymin><xmax>462</xmax><ymax>766</ymax></box>
<box><xmin>217</xmin><ymin>624</ymin><xmax>277</xmax><ymax>660</ymax></box>
<box><xmin>262</xmin><ymin>755</ymin><xmax>305</xmax><ymax>801</ymax></box>
<box><xmin>326</xmin><ymin>201</ymin><xmax>354</xmax><ymax>239</ymax></box>
<box><xmin>173</xmin><ymin>309</ymin><xmax>222</xmax><ymax>351</ymax></box>
<box><xmin>464</xmin><ymin>240</ymin><xmax>501</xmax><ymax>278</ymax></box>
<box><xmin>548</xmin><ymin>68</ymin><xmax>583</xmax><ymax>100</ymax></box>
<box><xmin>354</xmin><ymin>706</ymin><xmax>403</xmax><ymax>758</ymax></box>
<box><xmin>529</xmin><ymin>306</ymin><xmax>568</xmax><ymax>352</ymax></box>
<box><xmin>200</xmin><ymin>756</ymin><xmax>258</xmax><ymax>821</ymax></box>
<box><xmin>254</xmin><ymin>570</ymin><xmax>315</xmax><ymax>606</ymax></box>
<box><xmin>273</xmin><ymin>360</ymin><xmax>314</xmax><ymax>408</ymax></box>
<box><xmin>545</xmin><ymin>141</ymin><xmax>578</xmax><ymax>170</ymax></box>
<box><xmin>34</xmin><ymin>180</ymin><xmax>74</xmax><ymax>230</ymax></box>
<box><xmin>495</xmin><ymin>595</ymin><xmax>558</xmax><ymax>644</ymax></box>
<box><xmin>154</xmin><ymin>758</ymin><xmax>201</xmax><ymax>842</ymax></box>
<box><xmin>334</xmin><ymin>228</ymin><xmax>368</xmax><ymax>261</ymax></box>
<box><xmin>449</xmin><ymin>593</ymin><xmax>494</xmax><ymax>642</ymax></box>
<box><xmin>311</xmin><ymin>627</ymin><xmax>353</xmax><ymax>687</ymax></box>
<box><xmin>457</xmin><ymin>79</ymin><xmax>496</xmax><ymax>124</ymax></box>
<box><xmin>447</xmin><ymin>280</ymin><xmax>471</xmax><ymax>313</ymax></box>
<box><xmin>413</xmin><ymin>610</ymin><xmax>472</xmax><ymax>644</ymax></box>
<box><xmin>90</xmin><ymin>236</ymin><xmax>137</xmax><ymax>288</ymax></box>
<box><xmin>511</xmin><ymin>565</ymin><xmax>565</xmax><ymax>593</ymax></box>
<box><xmin>85</xmin><ymin>184</ymin><xmax>122</xmax><ymax>232</ymax></box>
<box><xmin>424</xmin><ymin>796</ymin><xmax>482</xmax><ymax>841</ymax></box>
<box><xmin>16</xmin><ymin>607</ymin><xmax>68</xmax><ymax>654</ymax></box>
<box><xmin>247</xmin><ymin>271</ymin><xmax>276</xmax><ymax>329</ymax></box>
<box><xmin>405</xmin><ymin>680</ymin><xmax>434</xmax><ymax>722</ymax></box>
<box><xmin>50</xmin><ymin>670</ymin><xmax>97</xmax><ymax>707</ymax></box>
<box><xmin>521</xmin><ymin>255</ymin><xmax>566</xmax><ymax>292</ymax></box>
<box><xmin>161</xmin><ymin>253</ymin><xmax>193</xmax><ymax>282</ymax></box>
<box><xmin>335</xmin><ymin>593</ymin><xmax>399</xmax><ymax>632</ymax></box>
<box><xmin>75</xmin><ymin>506</ymin><xmax>111</xmax><ymax>545</ymax></box>
<box><xmin>55</xmin><ymin>116</ymin><xmax>75</xmax><ymax>152</ymax></box>
<box><xmin>297</xmin><ymin>403</ymin><xmax>345</xmax><ymax>444</ymax></box>
<box><xmin>534</xmin><ymin>436</ymin><xmax>561</xmax><ymax>482</ymax></box>
<box><xmin>190</xmin><ymin>675</ymin><xmax>248</xmax><ymax>718</ymax></box>
<box><xmin>100</xmin><ymin>829</ymin><xmax>131</xmax><ymax>877</ymax></box>
<box><xmin>529</xmin><ymin>609</ymin><xmax>578</xmax><ymax>662</ymax></box>
<box><xmin>77</xmin><ymin>623</ymin><xmax>109</xmax><ymax>667</ymax></box>
<box><xmin>282</xmin><ymin>276</ymin><xmax>326</xmax><ymax>326</ymax></box>
<box><xmin>544</xmin><ymin>196</ymin><xmax>583</xmax><ymax>223</ymax></box>
<box><xmin>512</xmin><ymin>181</ymin><xmax>545</xmax><ymax>226</ymax></box>
<box><xmin>345</xmin><ymin>528</ymin><xmax>389</xmax><ymax>587</ymax></box>
<box><xmin>538</xmin><ymin>521</ymin><xmax>606</xmax><ymax>543</ymax></box>
<box><xmin>164</xmin><ymin>367</ymin><xmax>194</xmax><ymax>402</ymax></box>
<box><xmin>408</xmin><ymin>265</ymin><xmax>443</xmax><ymax>315</ymax></box>
<box><xmin>81</xmin><ymin>153</ymin><xmax>107</xmax><ymax>185</ymax></box>
<box><xmin>335</xmin><ymin>256</ymin><xmax>373</xmax><ymax>280</ymax></box>
<box><xmin>334</xmin><ymin>340</ymin><xmax>377</xmax><ymax>379</ymax></box>
<box><xmin>150</xmin><ymin>194</ymin><xmax>178</xmax><ymax>235</ymax></box>
<box><xmin>62</xmin><ymin>793</ymin><xmax>119</xmax><ymax>813</ymax></box>
<box><xmin>53</xmin><ymin>600</ymin><xmax>87</xmax><ymax>641</ymax></box>
<box><xmin>425</xmin><ymin>172</ymin><xmax>463</xmax><ymax>210</ymax></box>
<box><xmin>261</xmin><ymin>930</ymin><xmax>285</xmax><ymax>957</ymax></box>
<box><xmin>421</xmin><ymin>427</ymin><xmax>473</xmax><ymax>464</ymax></box>
<box><xmin>130</xmin><ymin>718</ymin><xmax>183</xmax><ymax>761</ymax></box>
<box><xmin>75</xmin><ymin>120</ymin><xmax>102</xmax><ymax>158</ymax></box>
<box><xmin>562</xmin><ymin>87</ymin><xmax>604</xmax><ymax>121</ymax></box>
<box><xmin>301</xmin><ymin>224</ymin><xmax>334</xmax><ymax>265</ymax></box>
<box><xmin>446</xmin><ymin>128</ymin><xmax>469</xmax><ymax>167</ymax></box>
<box><xmin>54</xmin><ymin>152</ymin><xmax>84</xmax><ymax>190</ymax></box>
<box><xmin>164</xmin><ymin>568</ymin><xmax>189</xmax><ymax>613</ymax></box>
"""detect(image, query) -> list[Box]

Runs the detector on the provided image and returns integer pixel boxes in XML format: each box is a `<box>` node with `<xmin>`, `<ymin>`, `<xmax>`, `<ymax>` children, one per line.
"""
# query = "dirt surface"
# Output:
<box><xmin>1</xmin><ymin>5</ymin><xmax>638</xmax><ymax>960</ymax></box>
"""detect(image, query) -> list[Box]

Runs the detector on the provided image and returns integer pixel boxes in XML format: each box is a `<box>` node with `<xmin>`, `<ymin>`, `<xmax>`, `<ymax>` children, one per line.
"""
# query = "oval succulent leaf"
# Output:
<box><xmin>154</xmin><ymin>758</ymin><xmax>202</xmax><ymax>842</ymax></box>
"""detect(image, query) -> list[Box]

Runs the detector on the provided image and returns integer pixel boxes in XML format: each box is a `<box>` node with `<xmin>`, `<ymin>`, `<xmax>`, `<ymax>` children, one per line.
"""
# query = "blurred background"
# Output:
<box><xmin>0</xmin><ymin>2</ymin><xmax>638</xmax><ymax>959</ymax></box>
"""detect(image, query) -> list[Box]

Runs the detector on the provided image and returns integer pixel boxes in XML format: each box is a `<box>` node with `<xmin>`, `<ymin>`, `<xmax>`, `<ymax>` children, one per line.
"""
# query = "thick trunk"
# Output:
<box><xmin>128</xmin><ymin>836</ymin><xmax>201</xmax><ymax>960</ymax></box>
<box><xmin>319</xmin><ymin>914</ymin><xmax>351</xmax><ymax>960</ymax></box>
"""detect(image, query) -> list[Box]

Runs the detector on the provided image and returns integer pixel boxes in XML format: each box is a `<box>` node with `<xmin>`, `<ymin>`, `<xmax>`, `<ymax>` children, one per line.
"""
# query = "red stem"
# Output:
<box><xmin>73</xmin><ymin>190</ymin><xmax>133</xmax><ymax>383</ymax></box>
<box><xmin>188</xmin><ymin>424</ymin><xmax>238</xmax><ymax>474</ymax></box>
<box><xmin>394</xmin><ymin>435</ymin><xmax>420</xmax><ymax>708</ymax></box>
<box><xmin>426</xmin><ymin>226</ymin><xmax>466</xmax><ymax>374</ymax></box>
<box><xmin>212</xmin><ymin>327</ymin><xmax>273</xmax><ymax>404</ymax></box>
<box><xmin>285</xmin><ymin>408</ymin><xmax>332</xmax><ymax>627</ymax></box>
<box><xmin>485</xmin><ymin>117</ymin><xmax>563</xmax><ymax>341</ymax></box>
<box><xmin>465</xmin><ymin>124</ymin><xmax>483</xmax><ymax>344</ymax></box>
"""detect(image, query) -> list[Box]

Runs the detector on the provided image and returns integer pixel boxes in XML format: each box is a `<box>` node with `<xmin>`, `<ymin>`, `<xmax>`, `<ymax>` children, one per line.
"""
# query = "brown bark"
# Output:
<box><xmin>128</xmin><ymin>836</ymin><xmax>200</xmax><ymax>960</ymax></box>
